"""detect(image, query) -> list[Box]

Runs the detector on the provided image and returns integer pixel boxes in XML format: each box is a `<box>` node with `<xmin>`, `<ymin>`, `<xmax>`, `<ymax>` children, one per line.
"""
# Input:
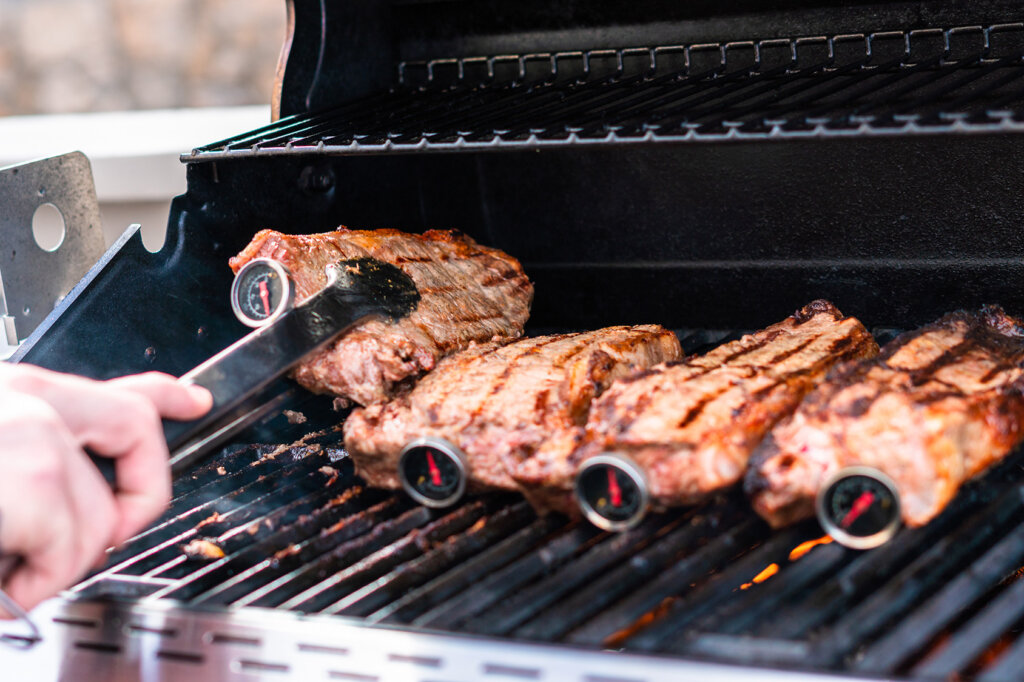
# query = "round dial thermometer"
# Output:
<box><xmin>398</xmin><ymin>437</ymin><xmax>468</xmax><ymax>508</ymax></box>
<box><xmin>230</xmin><ymin>258</ymin><xmax>295</xmax><ymax>327</ymax></box>
<box><xmin>816</xmin><ymin>466</ymin><xmax>902</xmax><ymax>549</ymax></box>
<box><xmin>575</xmin><ymin>454</ymin><xmax>649</xmax><ymax>531</ymax></box>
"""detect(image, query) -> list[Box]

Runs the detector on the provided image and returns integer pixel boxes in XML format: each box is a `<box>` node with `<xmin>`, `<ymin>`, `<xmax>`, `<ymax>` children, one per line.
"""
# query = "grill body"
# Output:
<box><xmin>8</xmin><ymin>1</ymin><xmax>1024</xmax><ymax>680</ymax></box>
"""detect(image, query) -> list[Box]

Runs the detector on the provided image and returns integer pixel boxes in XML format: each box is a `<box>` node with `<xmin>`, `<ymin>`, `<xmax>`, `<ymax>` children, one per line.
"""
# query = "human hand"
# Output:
<box><xmin>0</xmin><ymin>365</ymin><xmax>212</xmax><ymax>614</ymax></box>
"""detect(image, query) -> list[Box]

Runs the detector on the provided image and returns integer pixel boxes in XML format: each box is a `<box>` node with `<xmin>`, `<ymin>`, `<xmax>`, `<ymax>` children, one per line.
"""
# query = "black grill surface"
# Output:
<box><xmin>190</xmin><ymin>24</ymin><xmax>1024</xmax><ymax>160</ymax></box>
<box><xmin>71</xmin><ymin>328</ymin><xmax>1024</xmax><ymax>682</ymax></box>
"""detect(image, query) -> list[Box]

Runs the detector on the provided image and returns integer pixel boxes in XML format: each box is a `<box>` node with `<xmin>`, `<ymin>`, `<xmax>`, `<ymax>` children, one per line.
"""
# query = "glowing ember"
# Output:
<box><xmin>789</xmin><ymin>535</ymin><xmax>833</xmax><ymax>561</ymax></box>
<box><xmin>740</xmin><ymin>563</ymin><xmax>780</xmax><ymax>590</ymax></box>
<box><xmin>754</xmin><ymin>562</ymin><xmax>780</xmax><ymax>583</ymax></box>
<box><xmin>604</xmin><ymin>597</ymin><xmax>677</xmax><ymax>647</ymax></box>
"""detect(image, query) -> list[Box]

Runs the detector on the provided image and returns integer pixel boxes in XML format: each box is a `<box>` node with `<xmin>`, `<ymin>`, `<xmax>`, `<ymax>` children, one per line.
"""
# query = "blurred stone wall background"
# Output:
<box><xmin>0</xmin><ymin>0</ymin><xmax>285</xmax><ymax>115</ymax></box>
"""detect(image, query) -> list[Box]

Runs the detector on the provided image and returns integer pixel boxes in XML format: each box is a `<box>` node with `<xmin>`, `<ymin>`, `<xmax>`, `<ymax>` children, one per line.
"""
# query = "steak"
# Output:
<box><xmin>527</xmin><ymin>301</ymin><xmax>878</xmax><ymax>512</ymax></box>
<box><xmin>746</xmin><ymin>305</ymin><xmax>1024</xmax><ymax>529</ymax></box>
<box><xmin>230</xmin><ymin>228</ymin><xmax>533</xmax><ymax>406</ymax></box>
<box><xmin>342</xmin><ymin>326</ymin><xmax>683</xmax><ymax>495</ymax></box>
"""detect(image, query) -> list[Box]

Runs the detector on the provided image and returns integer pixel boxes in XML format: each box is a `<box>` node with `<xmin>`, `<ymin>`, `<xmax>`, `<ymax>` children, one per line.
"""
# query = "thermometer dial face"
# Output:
<box><xmin>575</xmin><ymin>454</ymin><xmax>648</xmax><ymax>531</ymax></box>
<box><xmin>230</xmin><ymin>259</ymin><xmax>294</xmax><ymax>327</ymax></box>
<box><xmin>816</xmin><ymin>467</ymin><xmax>901</xmax><ymax>549</ymax></box>
<box><xmin>398</xmin><ymin>438</ymin><xmax>468</xmax><ymax>508</ymax></box>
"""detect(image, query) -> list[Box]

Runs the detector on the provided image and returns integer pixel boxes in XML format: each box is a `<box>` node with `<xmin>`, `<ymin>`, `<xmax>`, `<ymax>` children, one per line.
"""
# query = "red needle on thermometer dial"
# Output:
<box><xmin>608</xmin><ymin>468</ymin><xmax>622</xmax><ymax>507</ymax></box>
<box><xmin>840</xmin><ymin>490</ymin><xmax>875</xmax><ymax>529</ymax></box>
<box><xmin>426</xmin><ymin>451</ymin><xmax>443</xmax><ymax>487</ymax></box>
<box><xmin>259</xmin><ymin>280</ymin><xmax>271</xmax><ymax>315</ymax></box>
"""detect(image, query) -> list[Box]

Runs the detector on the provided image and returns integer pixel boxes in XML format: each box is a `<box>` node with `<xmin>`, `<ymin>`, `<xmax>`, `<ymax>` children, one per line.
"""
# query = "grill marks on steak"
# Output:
<box><xmin>342</xmin><ymin>326</ymin><xmax>683</xmax><ymax>495</ymax></box>
<box><xmin>229</xmin><ymin>228</ymin><xmax>532</xmax><ymax>406</ymax></box>
<box><xmin>532</xmin><ymin>301</ymin><xmax>879</xmax><ymax>511</ymax></box>
<box><xmin>746</xmin><ymin>305</ymin><xmax>1024</xmax><ymax>529</ymax></box>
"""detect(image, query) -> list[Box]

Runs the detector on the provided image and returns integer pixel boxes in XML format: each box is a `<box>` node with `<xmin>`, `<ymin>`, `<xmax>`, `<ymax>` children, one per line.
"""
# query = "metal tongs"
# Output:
<box><xmin>0</xmin><ymin>257</ymin><xmax>418</xmax><ymax>641</ymax></box>
<box><xmin>92</xmin><ymin>256</ymin><xmax>419</xmax><ymax>480</ymax></box>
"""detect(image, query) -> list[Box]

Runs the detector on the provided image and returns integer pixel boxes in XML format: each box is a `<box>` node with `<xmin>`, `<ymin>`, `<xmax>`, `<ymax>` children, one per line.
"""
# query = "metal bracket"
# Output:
<box><xmin>0</xmin><ymin>152</ymin><xmax>106</xmax><ymax>346</ymax></box>
<box><xmin>0</xmin><ymin>275</ymin><xmax>18</xmax><ymax>360</ymax></box>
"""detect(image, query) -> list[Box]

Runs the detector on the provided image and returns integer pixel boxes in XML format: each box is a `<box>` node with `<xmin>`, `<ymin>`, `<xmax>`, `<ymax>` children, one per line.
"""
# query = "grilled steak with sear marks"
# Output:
<box><xmin>343</xmin><ymin>326</ymin><xmax>682</xmax><ymax>494</ymax></box>
<box><xmin>747</xmin><ymin>305</ymin><xmax>1024</xmax><ymax>528</ymax></box>
<box><xmin>531</xmin><ymin>301</ymin><xmax>878</xmax><ymax>512</ymax></box>
<box><xmin>230</xmin><ymin>228</ymin><xmax>533</xmax><ymax>406</ymax></box>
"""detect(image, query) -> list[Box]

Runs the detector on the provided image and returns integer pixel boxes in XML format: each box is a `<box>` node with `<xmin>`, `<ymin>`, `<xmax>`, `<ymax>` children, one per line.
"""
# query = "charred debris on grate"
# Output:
<box><xmin>70</xmin><ymin>433</ymin><xmax>1024</xmax><ymax>679</ymax></box>
<box><xmin>61</xmin><ymin>316</ymin><xmax>1024</xmax><ymax>680</ymax></box>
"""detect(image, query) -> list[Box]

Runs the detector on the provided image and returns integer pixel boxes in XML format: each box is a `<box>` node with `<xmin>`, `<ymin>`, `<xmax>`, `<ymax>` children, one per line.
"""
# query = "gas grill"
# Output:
<box><xmin>6</xmin><ymin>1</ymin><xmax>1024</xmax><ymax>679</ymax></box>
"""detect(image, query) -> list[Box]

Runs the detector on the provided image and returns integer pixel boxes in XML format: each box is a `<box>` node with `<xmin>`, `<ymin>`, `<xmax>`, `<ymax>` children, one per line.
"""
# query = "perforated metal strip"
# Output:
<box><xmin>0</xmin><ymin>597</ymin><xmax>873</xmax><ymax>682</ymax></box>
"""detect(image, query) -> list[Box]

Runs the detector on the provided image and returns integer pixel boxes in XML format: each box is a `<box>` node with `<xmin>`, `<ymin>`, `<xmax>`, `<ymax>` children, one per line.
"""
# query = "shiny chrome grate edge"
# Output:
<box><xmin>0</xmin><ymin>597</ymin><xmax>873</xmax><ymax>682</ymax></box>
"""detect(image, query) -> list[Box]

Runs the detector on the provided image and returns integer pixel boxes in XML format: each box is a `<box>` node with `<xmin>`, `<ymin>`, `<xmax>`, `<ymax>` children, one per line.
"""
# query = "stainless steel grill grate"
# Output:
<box><xmin>189</xmin><ymin>24</ymin><xmax>1024</xmax><ymax>160</ymax></box>
<box><xmin>63</xmin><ymin>327</ymin><xmax>1024</xmax><ymax>680</ymax></box>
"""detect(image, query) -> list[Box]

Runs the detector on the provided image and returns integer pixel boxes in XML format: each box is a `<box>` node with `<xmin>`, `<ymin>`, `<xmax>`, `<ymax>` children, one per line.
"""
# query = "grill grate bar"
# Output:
<box><xmin>230</xmin><ymin>502</ymin><xmax>434</xmax><ymax>608</ymax></box>
<box><xmin>147</xmin><ymin>468</ymin><xmax>361</xmax><ymax>580</ymax></box>
<box><xmin>461</xmin><ymin>514</ymin><xmax>672</xmax><ymax>637</ymax></box>
<box><xmin>686</xmin><ymin>540</ymin><xmax>851</xmax><ymax>639</ymax></box>
<box><xmin>513</xmin><ymin>503</ymin><xmax>739</xmax><ymax>642</ymax></box>
<box><xmin>392</xmin><ymin>75</ymin><xmax>613</xmax><ymax>143</ymax></box>
<box><xmin>875</xmin><ymin>57</ymin><xmax>1013</xmax><ymax>122</ymax></box>
<box><xmin>854</xmin><ymin>520</ymin><xmax>1024</xmax><ymax>674</ymax></box>
<box><xmin>796</xmin><ymin>57</ymin><xmax>955</xmax><ymax>130</ymax></box>
<box><xmin>411</xmin><ymin>522</ymin><xmax>604</xmax><ymax>629</ymax></box>
<box><xmin>565</xmin><ymin>514</ymin><xmax>765</xmax><ymax>647</ymax></box>
<box><xmin>775</xmin><ymin>55</ymin><xmax>913</xmax><ymax>130</ymax></box>
<box><xmin>492</xmin><ymin>66</ymin><xmax>728</xmax><ymax>141</ymax></box>
<box><xmin>367</xmin><ymin>514</ymin><xmax>563</xmax><ymax>625</ymax></box>
<box><xmin>643</xmin><ymin>59</ymin><xmax>835</xmax><ymax>134</ymax></box>
<box><xmin>237</xmin><ymin>89</ymin><xmax>417</xmax><ymax>151</ymax></box>
<box><xmin>325</xmin><ymin>501</ymin><xmax>535</xmax><ymax>617</ymax></box>
<box><xmin>975</xmin><ymin>622</ymin><xmax>1024</xmax><ymax>682</ymax></box>
<box><xmin>65</xmin><ymin>360</ymin><xmax>1024</xmax><ymax>682</ymax></box>
<box><xmin>189</xmin><ymin>26</ymin><xmax>1024</xmax><ymax>161</ymax></box>
<box><xmin>625</xmin><ymin>523</ymin><xmax>817</xmax><ymax>652</ymax></box>
<box><xmin>763</xmin><ymin>451</ymin><xmax>1024</xmax><ymax>640</ymax></box>
<box><xmin>824</xmin><ymin>56</ymin><xmax>951</xmax><ymax>124</ymax></box>
<box><xmin>927</xmin><ymin>60</ymin><xmax>1024</xmax><ymax>122</ymax></box>
<box><xmin>152</xmin><ymin>494</ymin><xmax>411</xmax><ymax>604</ymax></box>
<box><xmin>754</xmin><ymin>57</ymin><xmax>962</xmax><ymax>130</ymax></box>
<box><xmin>283</xmin><ymin>500</ymin><xmax>496</xmax><ymax>612</ymax></box>
<box><xmin>80</xmin><ymin>449</ymin><xmax>339</xmax><ymax>586</ymax></box>
<box><xmin>315</xmin><ymin>86</ymin><xmax>463</xmax><ymax>145</ymax></box>
<box><xmin>810</xmin><ymin>483</ymin><xmax>1024</xmax><ymax>667</ymax></box>
<box><xmin>107</xmin><ymin>445</ymin><xmax>316</xmax><ymax>556</ymax></box>
<box><xmin>181</xmin><ymin>494</ymin><xmax>404</xmax><ymax>605</ymax></box>
<box><xmin>912</xmin><ymin>568</ymin><xmax>1024</xmax><ymax>677</ymax></box>
<box><xmin>403</xmin><ymin>65</ymin><xmax>662</xmax><ymax>143</ymax></box>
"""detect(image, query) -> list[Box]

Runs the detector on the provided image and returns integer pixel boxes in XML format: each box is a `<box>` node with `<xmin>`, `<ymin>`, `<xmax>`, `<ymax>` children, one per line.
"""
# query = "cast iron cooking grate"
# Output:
<box><xmin>188</xmin><ymin>23</ymin><xmax>1024</xmax><ymax>160</ymax></box>
<box><xmin>70</xmin><ymin>327</ymin><xmax>1024</xmax><ymax>681</ymax></box>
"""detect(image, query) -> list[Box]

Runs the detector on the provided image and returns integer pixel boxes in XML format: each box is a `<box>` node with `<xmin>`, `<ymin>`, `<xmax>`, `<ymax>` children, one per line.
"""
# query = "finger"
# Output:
<box><xmin>102</xmin><ymin>404</ymin><xmax>171</xmax><ymax>545</ymax></box>
<box><xmin>5</xmin><ymin>370</ymin><xmax>174</xmax><ymax>545</ymax></box>
<box><xmin>2</xmin><ymin>456</ymin><xmax>113</xmax><ymax>613</ymax></box>
<box><xmin>60</xmin><ymin>441</ymin><xmax>120</xmax><ymax>565</ymax></box>
<box><xmin>2</xmin><ymin>512</ymin><xmax>78</xmax><ymax>614</ymax></box>
<box><xmin>108</xmin><ymin>372</ymin><xmax>213</xmax><ymax>421</ymax></box>
<box><xmin>0</xmin><ymin>438</ymin><xmax>80</xmax><ymax>613</ymax></box>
